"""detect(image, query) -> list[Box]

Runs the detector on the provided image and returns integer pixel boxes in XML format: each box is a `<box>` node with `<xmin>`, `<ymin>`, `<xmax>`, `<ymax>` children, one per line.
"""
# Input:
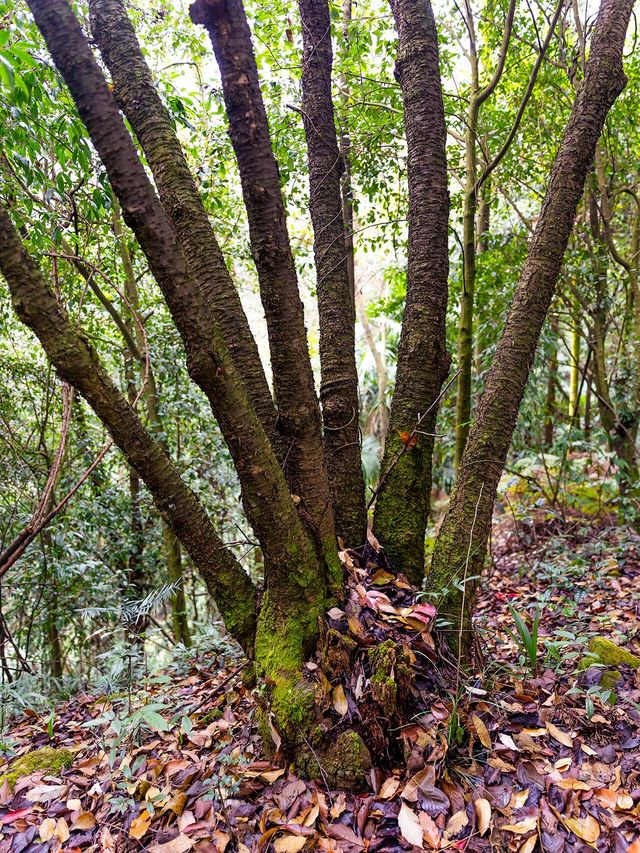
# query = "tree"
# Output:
<box><xmin>0</xmin><ymin>0</ymin><xmax>633</xmax><ymax>773</ymax></box>
<box><xmin>429</xmin><ymin>0</ymin><xmax>634</xmax><ymax>648</ymax></box>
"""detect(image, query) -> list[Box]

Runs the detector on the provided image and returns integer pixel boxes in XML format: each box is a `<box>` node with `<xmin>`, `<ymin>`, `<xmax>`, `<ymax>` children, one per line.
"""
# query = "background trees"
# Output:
<box><xmin>0</xmin><ymin>0</ymin><xmax>636</xmax><ymax>764</ymax></box>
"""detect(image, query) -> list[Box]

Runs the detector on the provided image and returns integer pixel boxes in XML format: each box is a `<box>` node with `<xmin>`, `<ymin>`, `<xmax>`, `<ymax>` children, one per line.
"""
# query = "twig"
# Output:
<box><xmin>367</xmin><ymin>370</ymin><xmax>460</xmax><ymax>510</ymax></box>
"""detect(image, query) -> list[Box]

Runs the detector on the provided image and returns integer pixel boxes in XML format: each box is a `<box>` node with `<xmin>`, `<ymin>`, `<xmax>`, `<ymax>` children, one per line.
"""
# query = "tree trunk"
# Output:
<box><xmin>164</xmin><ymin>525</ymin><xmax>191</xmax><ymax>647</ymax></box>
<box><xmin>569</xmin><ymin>302</ymin><xmax>581</xmax><ymax>427</ymax></box>
<box><xmin>456</xmin><ymin>88</ymin><xmax>479</xmax><ymax>470</ymax></box>
<box><xmin>428</xmin><ymin>0</ymin><xmax>634</xmax><ymax>649</ymax></box>
<box><xmin>0</xmin><ymin>204</ymin><xmax>258</xmax><ymax>653</ymax></box>
<box><xmin>88</xmin><ymin>0</ymin><xmax>278</xmax><ymax>454</ymax></box>
<box><xmin>544</xmin><ymin>314</ymin><xmax>559</xmax><ymax>447</ymax></box>
<box><xmin>372</xmin><ymin>0</ymin><xmax>450</xmax><ymax>585</ymax></box>
<box><xmin>297</xmin><ymin>0</ymin><xmax>368</xmax><ymax>547</ymax></box>
<box><xmin>26</xmin><ymin>0</ymin><xmax>331</xmax><ymax>678</ymax></box>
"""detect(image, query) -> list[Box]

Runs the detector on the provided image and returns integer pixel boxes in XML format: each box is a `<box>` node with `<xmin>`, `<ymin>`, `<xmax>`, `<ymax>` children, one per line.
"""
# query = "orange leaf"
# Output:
<box><xmin>398</xmin><ymin>431</ymin><xmax>418</xmax><ymax>448</ymax></box>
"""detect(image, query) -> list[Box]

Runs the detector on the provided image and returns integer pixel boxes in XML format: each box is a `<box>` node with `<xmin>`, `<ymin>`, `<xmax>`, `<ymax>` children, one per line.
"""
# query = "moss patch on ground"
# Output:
<box><xmin>0</xmin><ymin>746</ymin><xmax>73</xmax><ymax>788</ymax></box>
<box><xmin>588</xmin><ymin>637</ymin><xmax>640</xmax><ymax>668</ymax></box>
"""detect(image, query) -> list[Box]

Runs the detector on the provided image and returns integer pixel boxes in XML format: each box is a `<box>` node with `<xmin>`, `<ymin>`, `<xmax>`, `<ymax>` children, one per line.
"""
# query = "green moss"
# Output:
<box><xmin>600</xmin><ymin>669</ymin><xmax>622</xmax><ymax>688</ymax></box>
<box><xmin>1</xmin><ymin>747</ymin><xmax>73</xmax><ymax>788</ymax></box>
<box><xmin>199</xmin><ymin>707</ymin><xmax>223</xmax><ymax>726</ymax></box>
<box><xmin>324</xmin><ymin>730</ymin><xmax>371</xmax><ymax>789</ymax></box>
<box><xmin>321</xmin><ymin>628</ymin><xmax>356</xmax><ymax>675</ymax></box>
<box><xmin>588</xmin><ymin>637</ymin><xmax>640</xmax><ymax>668</ymax></box>
<box><xmin>371</xmin><ymin>671</ymin><xmax>397</xmax><ymax>715</ymax></box>
<box><xmin>241</xmin><ymin>663</ymin><xmax>257</xmax><ymax>689</ymax></box>
<box><xmin>368</xmin><ymin>640</ymin><xmax>413</xmax><ymax>714</ymax></box>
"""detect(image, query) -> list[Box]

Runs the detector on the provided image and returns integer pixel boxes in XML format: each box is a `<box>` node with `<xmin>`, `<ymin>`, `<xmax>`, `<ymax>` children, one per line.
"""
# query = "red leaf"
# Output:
<box><xmin>2</xmin><ymin>807</ymin><xmax>32</xmax><ymax>824</ymax></box>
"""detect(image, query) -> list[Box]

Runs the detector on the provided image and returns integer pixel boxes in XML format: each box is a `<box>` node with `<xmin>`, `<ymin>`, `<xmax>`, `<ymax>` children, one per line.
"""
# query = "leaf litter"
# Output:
<box><xmin>0</xmin><ymin>516</ymin><xmax>639</xmax><ymax>850</ymax></box>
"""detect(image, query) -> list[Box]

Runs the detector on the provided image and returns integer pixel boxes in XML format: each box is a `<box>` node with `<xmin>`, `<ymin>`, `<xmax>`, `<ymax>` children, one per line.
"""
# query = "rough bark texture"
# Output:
<box><xmin>89</xmin><ymin>0</ymin><xmax>280</xmax><ymax>458</ymax></box>
<box><xmin>456</xmin><ymin>87</ymin><xmax>479</xmax><ymax>470</ymax></box>
<box><xmin>298</xmin><ymin>0</ymin><xmax>368</xmax><ymax>547</ymax></box>
<box><xmin>0</xmin><ymin>205</ymin><xmax>257</xmax><ymax>653</ymax></box>
<box><xmin>544</xmin><ymin>314</ymin><xmax>558</xmax><ymax>447</ymax></box>
<box><xmin>25</xmin><ymin>0</ymin><xmax>326</xmax><ymax>625</ymax></box>
<box><xmin>187</xmin><ymin>0</ymin><xmax>336</xmax><ymax>557</ymax></box>
<box><xmin>429</xmin><ymin>0</ymin><xmax>634</xmax><ymax>645</ymax></box>
<box><xmin>373</xmin><ymin>0</ymin><xmax>450</xmax><ymax>585</ymax></box>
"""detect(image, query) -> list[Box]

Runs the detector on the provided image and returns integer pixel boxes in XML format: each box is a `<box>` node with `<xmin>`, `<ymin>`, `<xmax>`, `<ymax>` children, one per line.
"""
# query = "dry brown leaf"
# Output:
<box><xmin>213</xmin><ymin>830</ymin><xmax>231</xmax><ymax>853</ymax></box>
<box><xmin>268</xmin><ymin>714</ymin><xmax>282</xmax><ymax>753</ymax></box>
<box><xmin>444</xmin><ymin>810</ymin><xmax>469</xmax><ymax>838</ymax></box>
<box><xmin>66</xmin><ymin>798</ymin><xmax>82</xmax><ymax>811</ymax></box>
<box><xmin>546</xmin><ymin>722</ymin><xmax>573</xmax><ymax>748</ymax></box>
<box><xmin>332</xmin><ymin>684</ymin><xmax>348</xmax><ymax>716</ymax></box>
<box><xmin>402</xmin><ymin>768</ymin><xmax>431</xmax><ymax>803</ymax></box>
<box><xmin>555</xmin><ymin>778</ymin><xmax>590</xmax><ymax>791</ymax></box>
<box><xmin>260</xmin><ymin>768</ymin><xmax>286</xmax><ymax>783</ymax></box>
<box><xmin>378</xmin><ymin>777</ymin><xmax>401</xmax><ymax>800</ymax></box>
<box><xmin>472</xmin><ymin>714</ymin><xmax>492</xmax><ymax>749</ymax></box>
<box><xmin>616</xmin><ymin>793</ymin><xmax>634</xmax><ymax>810</ymax></box>
<box><xmin>330</xmin><ymin>791</ymin><xmax>347</xmax><ymax>819</ymax></box>
<box><xmin>498</xmin><ymin>733</ymin><xmax>521</xmax><ymax>751</ymax></box>
<box><xmin>519</xmin><ymin>835</ymin><xmax>537</xmax><ymax>853</ymax></box>
<box><xmin>55</xmin><ymin>817</ymin><xmax>70</xmax><ymax>843</ymax></box>
<box><xmin>502</xmin><ymin>817</ymin><xmax>538</xmax><ymax>835</ymax></box>
<box><xmin>273</xmin><ymin>835</ymin><xmax>307</xmax><ymax>853</ymax></box>
<box><xmin>72</xmin><ymin>811</ymin><xmax>96</xmax><ymax>830</ymax></box>
<box><xmin>398</xmin><ymin>802</ymin><xmax>424</xmax><ymax>848</ymax></box>
<box><xmin>129</xmin><ymin>811</ymin><xmax>152</xmax><ymax>840</ymax></box>
<box><xmin>165</xmin><ymin>792</ymin><xmax>187</xmax><ymax>816</ymax></box>
<box><xmin>419</xmin><ymin>812</ymin><xmax>440</xmax><ymax>849</ymax></box>
<box><xmin>595</xmin><ymin>788</ymin><xmax>617</xmax><ymax>809</ymax></box>
<box><xmin>39</xmin><ymin>818</ymin><xmax>56</xmax><ymax>842</ymax></box>
<box><xmin>25</xmin><ymin>783</ymin><xmax>67</xmax><ymax>803</ymax></box>
<box><xmin>627</xmin><ymin>839</ymin><xmax>640</xmax><ymax>853</ymax></box>
<box><xmin>510</xmin><ymin>789</ymin><xmax>529</xmax><ymax>810</ymax></box>
<box><xmin>563</xmin><ymin>815</ymin><xmax>600</xmax><ymax>844</ymax></box>
<box><xmin>148</xmin><ymin>835</ymin><xmax>194</xmax><ymax>853</ymax></box>
<box><xmin>475</xmin><ymin>798</ymin><xmax>491</xmax><ymax>835</ymax></box>
<box><xmin>100</xmin><ymin>827</ymin><xmax>117</xmax><ymax>852</ymax></box>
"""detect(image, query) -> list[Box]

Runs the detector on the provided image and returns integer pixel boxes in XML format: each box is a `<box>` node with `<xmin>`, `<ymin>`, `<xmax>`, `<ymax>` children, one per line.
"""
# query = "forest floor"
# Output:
<box><xmin>1</xmin><ymin>513</ymin><xmax>640</xmax><ymax>852</ymax></box>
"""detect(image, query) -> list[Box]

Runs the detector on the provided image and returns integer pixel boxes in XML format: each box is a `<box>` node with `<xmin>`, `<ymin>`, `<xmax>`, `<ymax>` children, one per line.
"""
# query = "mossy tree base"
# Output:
<box><xmin>256</xmin><ymin>545</ymin><xmax>454</xmax><ymax>789</ymax></box>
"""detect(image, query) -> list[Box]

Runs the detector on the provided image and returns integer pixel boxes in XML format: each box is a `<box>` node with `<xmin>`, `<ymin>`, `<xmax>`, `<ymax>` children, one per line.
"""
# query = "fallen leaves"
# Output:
<box><xmin>545</xmin><ymin>721</ymin><xmax>573</xmax><ymax>748</ymax></box>
<box><xmin>471</xmin><ymin>713</ymin><xmax>492</xmax><ymax>749</ymax></box>
<box><xmin>148</xmin><ymin>835</ymin><xmax>194</xmax><ymax>853</ymax></box>
<box><xmin>398</xmin><ymin>802</ymin><xmax>424</xmax><ymax>848</ymax></box>
<box><xmin>1</xmin><ymin>518</ymin><xmax>640</xmax><ymax>853</ymax></box>
<box><xmin>474</xmin><ymin>797</ymin><xmax>491</xmax><ymax>835</ymax></box>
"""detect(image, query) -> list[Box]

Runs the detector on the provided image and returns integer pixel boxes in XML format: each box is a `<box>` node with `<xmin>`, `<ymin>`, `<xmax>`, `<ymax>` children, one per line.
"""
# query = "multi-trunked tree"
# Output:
<box><xmin>0</xmin><ymin>0</ymin><xmax>634</xmax><ymax>772</ymax></box>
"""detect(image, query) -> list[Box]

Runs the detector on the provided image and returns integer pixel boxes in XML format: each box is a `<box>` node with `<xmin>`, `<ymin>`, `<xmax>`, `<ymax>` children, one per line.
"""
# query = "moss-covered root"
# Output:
<box><xmin>369</xmin><ymin>639</ymin><xmax>414</xmax><ymax>716</ymax></box>
<box><xmin>324</xmin><ymin>731</ymin><xmax>372</xmax><ymax>789</ymax></box>
<box><xmin>1</xmin><ymin>746</ymin><xmax>73</xmax><ymax>788</ymax></box>
<box><xmin>588</xmin><ymin>637</ymin><xmax>640</xmax><ymax>668</ymax></box>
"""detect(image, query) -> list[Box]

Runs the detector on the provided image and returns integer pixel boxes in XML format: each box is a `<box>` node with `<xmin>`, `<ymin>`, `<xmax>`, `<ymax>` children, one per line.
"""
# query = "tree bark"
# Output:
<box><xmin>297</xmin><ymin>0</ymin><xmax>368</xmax><ymax>547</ymax></box>
<box><xmin>0</xmin><ymin>203</ymin><xmax>258</xmax><ymax>654</ymax></box>
<box><xmin>186</xmin><ymin>0</ymin><xmax>336</xmax><ymax>556</ymax></box>
<box><xmin>544</xmin><ymin>314</ymin><xmax>559</xmax><ymax>448</ymax></box>
<box><xmin>429</xmin><ymin>0</ymin><xmax>634</xmax><ymax>647</ymax></box>
<box><xmin>25</xmin><ymin>0</ymin><xmax>329</xmax><ymax>653</ymax></box>
<box><xmin>88</xmin><ymin>0</ymin><xmax>279</xmax><ymax>455</ymax></box>
<box><xmin>372</xmin><ymin>0</ymin><xmax>450</xmax><ymax>585</ymax></box>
